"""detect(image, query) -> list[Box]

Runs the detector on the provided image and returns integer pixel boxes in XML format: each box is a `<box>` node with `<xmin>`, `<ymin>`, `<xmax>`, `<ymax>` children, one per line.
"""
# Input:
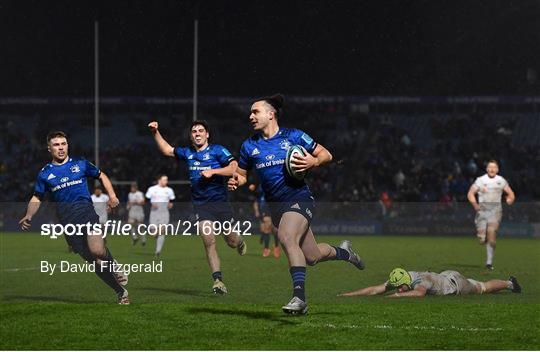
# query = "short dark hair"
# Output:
<box><xmin>255</xmin><ymin>93</ymin><xmax>284</xmax><ymax>118</ymax></box>
<box><xmin>47</xmin><ymin>131</ymin><xmax>68</xmax><ymax>143</ymax></box>
<box><xmin>486</xmin><ymin>159</ymin><xmax>499</xmax><ymax>167</ymax></box>
<box><xmin>190</xmin><ymin>120</ymin><xmax>210</xmax><ymax>134</ymax></box>
<box><xmin>157</xmin><ymin>174</ymin><xmax>168</xmax><ymax>180</ymax></box>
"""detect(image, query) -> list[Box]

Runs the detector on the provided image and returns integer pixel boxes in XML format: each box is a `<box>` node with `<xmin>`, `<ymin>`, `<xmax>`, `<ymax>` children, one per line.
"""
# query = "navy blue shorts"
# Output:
<box><xmin>269</xmin><ymin>196</ymin><xmax>315</xmax><ymax>228</ymax></box>
<box><xmin>194</xmin><ymin>202</ymin><xmax>234</xmax><ymax>223</ymax></box>
<box><xmin>58</xmin><ymin>202</ymin><xmax>100</xmax><ymax>255</ymax></box>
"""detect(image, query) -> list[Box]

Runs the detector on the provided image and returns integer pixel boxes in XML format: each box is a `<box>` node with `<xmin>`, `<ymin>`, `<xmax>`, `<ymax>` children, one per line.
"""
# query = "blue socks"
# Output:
<box><xmin>332</xmin><ymin>246</ymin><xmax>350</xmax><ymax>261</ymax></box>
<box><xmin>290</xmin><ymin>266</ymin><xmax>306</xmax><ymax>301</ymax></box>
<box><xmin>78</xmin><ymin>247</ymin><xmax>124</xmax><ymax>295</ymax></box>
<box><xmin>212</xmin><ymin>271</ymin><xmax>222</xmax><ymax>281</ymax></box>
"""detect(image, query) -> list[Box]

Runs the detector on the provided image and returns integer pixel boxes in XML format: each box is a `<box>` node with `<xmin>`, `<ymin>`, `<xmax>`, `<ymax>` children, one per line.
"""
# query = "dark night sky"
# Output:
<box><xmin>1</xmin><ymin>0</ymin><xmax>539</xmax><ymax>97</ymax></box>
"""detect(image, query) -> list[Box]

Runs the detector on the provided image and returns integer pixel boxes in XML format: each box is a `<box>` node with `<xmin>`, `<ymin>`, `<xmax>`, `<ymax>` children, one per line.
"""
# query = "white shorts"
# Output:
<box><xmin>441</xmin><ymin>270</ymin><xmax>479</xmax><ymax>295</ymax></box>
<box><xmin>128</xmin><ymin>209</ymin><xmax>145</xmax><ymax>223</ymax></box>
<box><xmin>149</xmin><ymin>211</ymin><xmax>170</xmax><ymax>225</ymax></box>
<box><xmin>475</xmin><ymin>204</ymin><xmax>502</xmax><ymax>230</ymax></box>
<box><xmin>97</xmin><ymin>214</ymin><xmax>108</xmax><ymax>224</ymax></box>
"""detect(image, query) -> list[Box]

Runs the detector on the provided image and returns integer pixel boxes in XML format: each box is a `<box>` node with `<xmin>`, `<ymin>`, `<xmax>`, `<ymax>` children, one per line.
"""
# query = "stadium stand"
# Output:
<box><xmin>1</xmin><ymin>99</ymin><xmax>539</xmax><ymax>206</ymax></box>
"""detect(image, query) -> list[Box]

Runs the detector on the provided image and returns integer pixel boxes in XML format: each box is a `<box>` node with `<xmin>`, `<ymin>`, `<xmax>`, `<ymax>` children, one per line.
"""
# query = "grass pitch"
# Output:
<box><xmin>1</xmin><ymin>232</ymin><xmax>539</xmax><ymax>350</ymax></box>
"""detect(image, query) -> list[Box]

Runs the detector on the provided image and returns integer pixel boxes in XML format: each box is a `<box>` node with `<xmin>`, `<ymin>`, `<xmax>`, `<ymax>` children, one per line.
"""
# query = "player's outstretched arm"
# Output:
<box><xmin>388</xmin><ymin>286</ymin><xmax>427</xmax><ymax>298</ymax></box>
<box><xmin>19</xmin><ymin>195</ymin><xmax>42</xmax><ymax>230</ymax></box>
<box><xmin>98</xmin><ymin>172</ymin><xmax>119</xmax><ymax>209</ymax></box>
<box><xmin>339</xmin><ymin>283</ymin><xmax>388</xmax><ymax>296</ymax></box>
<box><xmin>467</xmin><ymin>185</ymin><xmax>480</xmax><ymax>211</ymax></box>
<box><xmin>201</xmin><ymin>161</ymin><xmax>238</xmax><ymax>179</ymax></box>
<box><xmin>148</xmin><ymin>121</ymin><xmax>175</xmax><ymax>157</ymax></box>
<box><xmin>504</xmin><ymin>184</ymin><xmax>515</xmax><ymax>205</ymax></box>
<box><xmin>228</xmin><ymin>167</ymin><xmax>248</xmax><ymax>191</ymax></box>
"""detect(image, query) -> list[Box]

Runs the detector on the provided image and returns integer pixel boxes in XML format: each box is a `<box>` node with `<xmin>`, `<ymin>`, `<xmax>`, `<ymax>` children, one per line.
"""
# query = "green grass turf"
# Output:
<box><xmin>1</xmin><ymin>232</ymin><xmax>539</xmax><ymax>350</ymax></box>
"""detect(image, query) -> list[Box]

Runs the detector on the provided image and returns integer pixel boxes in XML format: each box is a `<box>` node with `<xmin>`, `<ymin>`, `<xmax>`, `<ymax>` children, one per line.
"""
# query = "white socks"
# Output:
<box><xmin>156</xmin><ymin>235</ymin><xmax>165</xmax><ymax>254</ymax></box>
<box><xmin>486</xmin><ymin>243</ymin><xmax>495</xmax><ymax>265</ymax></box>
<box><xmin>132</xmin><ymin>233</ymin><xmax>147</xmax><ymax>244</ymax></box>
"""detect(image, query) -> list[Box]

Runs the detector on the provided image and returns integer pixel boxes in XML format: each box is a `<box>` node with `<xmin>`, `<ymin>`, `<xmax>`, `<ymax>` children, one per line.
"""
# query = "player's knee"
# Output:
<box><xmin>278</xmin><ymin>228</ymin><xmax>296</xmax><ymax>242</ymax></box>
<box><xmin>487</xmin><ymin>240</ymin><xmax>496</xmax><ymax>247</ymax></box>
<box><xmin>487</xmin><ymin>225</ymin><xmax>498</xmax><ymax>234</ymax></box>
<box><xmin>89</xmin><ymin>247</ymin><xmax>106</xmax><ymax>258</ymax></box>
<box><xmin>203</xmin><ymin>236</ymin><xmax>216</xmax><ymax>249</ymax></box>
<box><xmin>278</xmin><ymin>235</ymin><xmax>296</xmax><ymax>248</ymax></box>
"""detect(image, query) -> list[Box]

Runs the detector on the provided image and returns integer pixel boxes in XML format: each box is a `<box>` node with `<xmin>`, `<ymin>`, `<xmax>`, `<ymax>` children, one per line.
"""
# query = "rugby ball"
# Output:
<box><xmin>285</xmin><ymin>145</ymin><xmax>307</xmax><ymax>180</ymax></box>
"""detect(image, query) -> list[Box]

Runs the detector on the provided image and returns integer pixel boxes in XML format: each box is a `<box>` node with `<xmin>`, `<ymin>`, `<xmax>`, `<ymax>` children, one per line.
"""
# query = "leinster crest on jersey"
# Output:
<box><xmin>280</xmin><ymin>140</ymin><xmax>291</xmax><ymax>150</ymax></box>
<box><xmin>70</xmin><ymin>164</ymin><xmax>80</xmax><ymax>173</ymax></box>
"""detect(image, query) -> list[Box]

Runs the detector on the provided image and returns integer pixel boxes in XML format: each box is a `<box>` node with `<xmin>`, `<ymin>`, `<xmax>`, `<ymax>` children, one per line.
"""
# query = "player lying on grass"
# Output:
<box><xmin>340</xmin><ymin>267</ymin><xmax>521</xmax><ymax>297</ymax></box>
<box><xmin>19</xmin><ymin>131</ymin><xmax>130</xmax><ymax>304</ymax></box>
<box><xmin>228</xmin><ymin>94</ymin><xmax>364</xmax><ymax>315</ymax></box>
<box><xmin>149</xmin><ymin>120</ymin><xmax>246</xmax><ymax>294</ymax></box>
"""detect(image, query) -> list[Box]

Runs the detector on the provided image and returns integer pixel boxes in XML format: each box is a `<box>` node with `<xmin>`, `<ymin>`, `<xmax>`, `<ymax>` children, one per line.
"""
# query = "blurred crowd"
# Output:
<box><xmin>307</xmin><ymin>113</ymin><xmax>540</xmax><ymax>204</ymax></box>
<box><xmin>1</xmin><ymin>104</ymin><xmax>539</xmax><ymax>210</ymax></box>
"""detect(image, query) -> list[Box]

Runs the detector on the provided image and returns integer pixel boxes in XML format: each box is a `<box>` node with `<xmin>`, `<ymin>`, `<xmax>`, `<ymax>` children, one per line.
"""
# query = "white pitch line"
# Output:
<box><xmin>380</xmin><ymin>325</ymin><xmax>503</xmax><ymax>332</ymax></box>
<box><xmin>320</xmin><ymin>323</ymin><xmax>503</xmax><ymax>332</ymax></box>
<box><xmin>3</xmin><ymin>267</ymin><xmax>36</xmax><ymax>272</ymax></box>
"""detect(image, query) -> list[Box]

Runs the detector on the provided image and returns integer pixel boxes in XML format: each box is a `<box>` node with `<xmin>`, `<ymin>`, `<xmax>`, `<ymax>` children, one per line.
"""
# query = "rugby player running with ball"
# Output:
<box><xmin>228</xmin><ymin>94</ymin><xmax>365</xmax><ymax>315</ymax></box>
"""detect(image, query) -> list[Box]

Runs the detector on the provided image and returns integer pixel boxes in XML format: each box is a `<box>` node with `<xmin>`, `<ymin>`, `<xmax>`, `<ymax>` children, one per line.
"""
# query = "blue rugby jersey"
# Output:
<box><xmin>33</xmin><ymin>157</ymin><xmax>102</xmax><ymax>223</ymax></box>
<box><xmin>238</xmin><ymin>128</ymin><xmax>317</xmax><ymax>202</ymax></box>
<box><xmin>175</xmin><ymin>144</ymin><xmax>235</xmax><ymax>205</ymax></box>
<box><xmin>34</xmin><ymin>157</ymin><xmax>100</xmax><ymax>203</ymax></box>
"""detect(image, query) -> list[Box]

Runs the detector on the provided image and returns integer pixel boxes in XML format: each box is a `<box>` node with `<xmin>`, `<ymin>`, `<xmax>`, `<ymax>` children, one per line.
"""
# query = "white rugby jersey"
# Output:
<box><xmin>409</xmin><ymin>271</ymin><xmax>456</xmax><ymax>296</ymax></box>
<box><xmin>473</xmin><ymin>174</ymin><xmax>508</xmax><ymax>204</ymax></box>
<box><xmin>145</xmin><ymin>185</ymin><xmax>175</xmax><ymax>212</ymax></box>
<box><xmin>128</xmin><ymin>191</ymin><xmax>145</xmax><ymax>211</ymax></box>
<box><xmin>91</xmin><ymin>194</ymin><xmax>109</xmax><ymax>217</ymax></box>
